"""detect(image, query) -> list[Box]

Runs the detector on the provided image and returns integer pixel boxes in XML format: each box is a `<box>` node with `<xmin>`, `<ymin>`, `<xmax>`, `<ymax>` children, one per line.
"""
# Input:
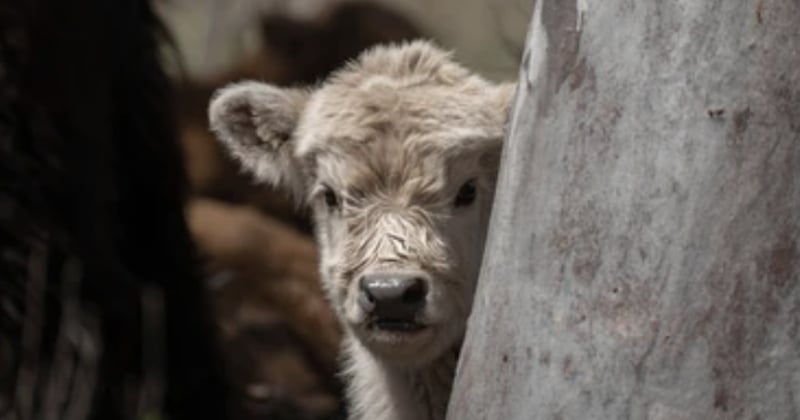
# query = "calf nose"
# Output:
<box><xmin>358</xmin><ymin>272</ymin><xmax>428</xmax><ymax>320</ymax></box>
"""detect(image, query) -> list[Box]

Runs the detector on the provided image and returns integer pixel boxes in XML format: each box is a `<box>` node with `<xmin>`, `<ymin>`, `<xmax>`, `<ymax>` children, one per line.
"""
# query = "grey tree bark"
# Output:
<box><xmin>448</xmin><ymin>1</ymin><xmax>800</xmax><ymax>419</ymax></box>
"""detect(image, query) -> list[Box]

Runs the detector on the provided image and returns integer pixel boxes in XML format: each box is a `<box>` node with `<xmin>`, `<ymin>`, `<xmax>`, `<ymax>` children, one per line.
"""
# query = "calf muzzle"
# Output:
<box><xmin>358</xmin><ymin>271</ymin><xmax>428</xmax><ymax>331</ymax></box>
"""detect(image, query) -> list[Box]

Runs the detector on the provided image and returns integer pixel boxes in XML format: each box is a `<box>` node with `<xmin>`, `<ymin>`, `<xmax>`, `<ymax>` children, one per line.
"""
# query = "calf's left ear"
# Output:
<box><xmin>208</xmin><ymin>81</ymin><xmax>310</xmax><ymax>201</ymax></box>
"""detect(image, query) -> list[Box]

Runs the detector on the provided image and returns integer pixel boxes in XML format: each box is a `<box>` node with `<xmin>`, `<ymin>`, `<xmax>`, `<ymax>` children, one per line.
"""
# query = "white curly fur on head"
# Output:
<box><xmin>208</xmin><ymin>81</ymin><xmax>310</xmax><ymax>201</ymax></box>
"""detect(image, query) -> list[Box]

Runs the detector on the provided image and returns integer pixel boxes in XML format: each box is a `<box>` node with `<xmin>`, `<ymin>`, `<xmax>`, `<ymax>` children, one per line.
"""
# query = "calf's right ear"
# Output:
<box><xmin>208</xmin><ymin>81</ymin><xmax>310</xmax><ymax>201</ymax></box>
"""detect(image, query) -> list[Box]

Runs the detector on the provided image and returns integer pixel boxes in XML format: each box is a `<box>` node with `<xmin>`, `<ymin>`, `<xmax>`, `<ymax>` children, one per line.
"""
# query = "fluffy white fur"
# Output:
<box><xmin>209</xmin><ymin>40</ymin><xmax>515</xmax><ymax>420</ymax></box>
<box><xmin>209</xmin><ymin>82</ymin><xmax>310</xmax><ymax>201</ymax></box>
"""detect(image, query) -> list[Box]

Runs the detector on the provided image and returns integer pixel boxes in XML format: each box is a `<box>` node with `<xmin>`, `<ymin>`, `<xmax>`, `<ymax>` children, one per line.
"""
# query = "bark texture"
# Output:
<box><xmin>448</xmin><ymin>0</ymin><xmax>800</xmax><ymax>419</ymax></box>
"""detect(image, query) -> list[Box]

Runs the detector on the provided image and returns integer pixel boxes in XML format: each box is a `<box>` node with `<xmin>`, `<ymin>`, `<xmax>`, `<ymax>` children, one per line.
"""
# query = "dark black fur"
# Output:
<box><xmin>0</xmin><ymin>1</ymin><xmax>232</xmax><ymax>418</ymax></box>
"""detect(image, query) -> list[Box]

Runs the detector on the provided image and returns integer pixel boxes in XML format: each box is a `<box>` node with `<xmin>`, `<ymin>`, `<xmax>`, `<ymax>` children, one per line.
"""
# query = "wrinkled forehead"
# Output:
<box><xmin>303</xmin><ymin>82</ymin><xmax>491</xmax><ymax>142</ymax></box>
<box><xmin>294</xmin><ymin>82</ymin><xmax>500</xmax><ymax>179</ymax></box>
<box><xmin>311</xmin><ymin>139</ymin><xmax>449</xmax><ymax>198</ymax></box>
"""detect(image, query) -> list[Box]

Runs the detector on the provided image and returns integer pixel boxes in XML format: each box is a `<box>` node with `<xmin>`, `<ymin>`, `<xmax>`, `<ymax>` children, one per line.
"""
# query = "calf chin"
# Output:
<box><xmin>353</xmin><ymin>322</ymin><xmax>460</xmax><ymax>369</ymax></box>
<box><xmin>343</xmin><ymin>335</ymin><xmax>459</xmax><ymax>420</ymax></box>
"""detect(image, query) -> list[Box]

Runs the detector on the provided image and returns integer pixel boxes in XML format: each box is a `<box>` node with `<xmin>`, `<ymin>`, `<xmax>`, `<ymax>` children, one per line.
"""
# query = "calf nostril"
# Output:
<box><xmin>358</xmin><ymin>276</ymin><xmax>376</xmax><ymax>313</ymax></box>
<box><xmin>402</xmin><ymin>278</ymin><xmax>426</xmax><ymax>304</ymax></box>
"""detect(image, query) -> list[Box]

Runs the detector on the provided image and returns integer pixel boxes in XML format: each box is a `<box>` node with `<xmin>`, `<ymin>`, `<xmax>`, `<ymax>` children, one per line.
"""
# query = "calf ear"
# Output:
<box><xmin>208</xmin><ymin>81</ymin><xmax>310</xmax><ymax>201</ymax></box>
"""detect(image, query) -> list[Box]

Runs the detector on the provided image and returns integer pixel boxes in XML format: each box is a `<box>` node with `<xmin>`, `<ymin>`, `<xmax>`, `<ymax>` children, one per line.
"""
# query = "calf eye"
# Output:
<box><xmin>323</xmin><ymin>186</ymin><xmax>339</xmax><ymax>210</ymax></box>
<box><xmin>454</xmin><ymin>179</ymin><xmax>477</xmax><ymax>207</ymax></box>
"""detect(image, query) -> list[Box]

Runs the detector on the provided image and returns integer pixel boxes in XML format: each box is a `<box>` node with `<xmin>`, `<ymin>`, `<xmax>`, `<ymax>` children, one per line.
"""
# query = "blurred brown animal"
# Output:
<box><xmin>188</xmin><ymin>198</ymin><xmax>343</xmax><ymax>419</ymax></box>
<box><xmin>187</xmin><ymin>199</ymin><xmax>339</xmax><ymax>365</ymax></box>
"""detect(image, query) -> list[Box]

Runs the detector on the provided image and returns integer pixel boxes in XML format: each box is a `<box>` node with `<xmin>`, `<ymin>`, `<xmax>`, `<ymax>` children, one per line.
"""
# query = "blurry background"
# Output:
<box><xmin>0</xmin><ymin>1</ymin><xmax>528</xmax><ymax>419</ymax></box>
<box><xmin>158</xmin><ymin>0</ymin><xmax>530</xmax><ymax>82</ymax></box>
<box><xmin>160</xmin><ymin>1</ymin><xmax>530</xmax><ymax>419</ymax></box>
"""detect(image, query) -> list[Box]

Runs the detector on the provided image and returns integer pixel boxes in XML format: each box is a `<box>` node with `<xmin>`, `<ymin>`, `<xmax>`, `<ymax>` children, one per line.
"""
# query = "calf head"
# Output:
<box><xmin>210</xmin><ymin>41</ymin><xmax>515</xmax><ymax>367</ymax></box>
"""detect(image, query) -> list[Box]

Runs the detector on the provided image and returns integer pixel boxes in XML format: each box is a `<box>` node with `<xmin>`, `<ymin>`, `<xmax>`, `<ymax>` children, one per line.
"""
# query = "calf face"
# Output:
<box><xmin>210</xmin><ymin>41</ymin><xmax>515</xmax><ymax>367</ymax></box>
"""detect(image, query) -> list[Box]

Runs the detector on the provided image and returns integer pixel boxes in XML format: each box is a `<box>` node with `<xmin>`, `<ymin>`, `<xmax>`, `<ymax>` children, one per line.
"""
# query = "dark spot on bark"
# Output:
<box><xmin>612</xmin><ymin>287</ymin><xmax>619</xmax><ymax>294</ymax></box>
<box><xmin>539</xmin><ymin>350</ymin><xmax>551</xmax><ymax>366</ymax></box>
<box><xmin>756</xmin><ymin>0</ymin><xmax>764</xmax><ymax>24</ymax></box>
<box><xmin>572</xmin><ymin>61</ymin><xmax>597</xmax><ymax>113</ymax></box>
<box><xmin>702</xmin><ymin>253</ymin><xmax>789</xmax><ymax>415</ymax></box>
<box><xmin>557</xmin><ymin>204</ymin><xmax>603</xmax><ymax>286</ymax></box>
<box><xmin>733</xmin><ymin>107</ymin><xmax>752</xmax><ymax>134</ymax></box>
<box><xmin>572</xmin><ymin>257</ymin><xmax>600</xmax><ymax>283</ymax></box>
<box><xmin>714</xmin><ymin>386</ymin><xmax>729</xmax><ymax>411</ymax></box>
<box><xmin>789</xmin><ymin>303</ymin><xmax>800</xmax><ymax>341</ymax></box>
<box><xmin>707</xmin><ymin>108</ymin><xmax>725</xmax><ymax>119</ymax></box>
<box><xmin>762</xmin><ymin>236</ymin><xmax>797</xmax><ymax>288</ymax></box>
<box><xmin>502</xmin><ymin>354</ymin><xmax>509</xmax><ymax>363</ymax></box>
<box><xmin>580</xmin><ymin>389</ymin><xmax>592</xmax><ymax>406</ymax></box>
<box><xmin>563</xmin><ymin>355</ymin><xmax>576</xmax><ymax>379</ymax></box>
<box><xmin>550</xmin><ymin>234</ymin><xmax>570</xmax><ymax>254</ymax></box>
<box><xmin>570</xmin><ymin>57</ymin><xmax>587</xmax><ymax>92</ymax></box>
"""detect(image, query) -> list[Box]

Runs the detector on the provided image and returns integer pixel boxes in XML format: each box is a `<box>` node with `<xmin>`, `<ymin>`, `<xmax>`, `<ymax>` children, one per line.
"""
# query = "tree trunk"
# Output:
<box><xmin>448</xmin><ymin>1</ymin><xmax>800</xmax><ymax>419</ymax></box>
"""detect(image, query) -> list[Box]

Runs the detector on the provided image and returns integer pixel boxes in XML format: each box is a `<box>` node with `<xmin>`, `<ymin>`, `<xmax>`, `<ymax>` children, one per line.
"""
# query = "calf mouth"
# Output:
<box><xmin>368</xmin><ymin>318</ymin><xmax>426</xmax><ymax>333</ymax></box>
<box><xmin>357</xmin><ymin>319</ymin><xmax>439</xmax><ymax>363</ymax></box>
